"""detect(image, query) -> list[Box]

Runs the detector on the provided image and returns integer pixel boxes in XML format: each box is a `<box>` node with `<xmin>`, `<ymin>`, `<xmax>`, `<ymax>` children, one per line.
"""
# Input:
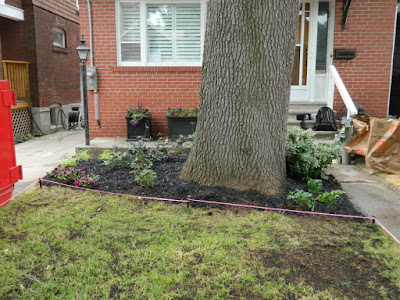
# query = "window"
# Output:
<box><xmin>53</xmin><ymin>28</ymin><xmax>66</xmax><ymax>48</ymax></box>
<box><xmin>116</xmin><ymin>0</ymin><xmax>206</xmax><ymax>66</ymax></box>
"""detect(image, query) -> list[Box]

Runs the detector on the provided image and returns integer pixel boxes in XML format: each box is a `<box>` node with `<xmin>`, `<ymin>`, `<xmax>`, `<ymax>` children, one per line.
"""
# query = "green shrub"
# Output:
<box><xmin>133</xmin><ymin>169</ymin><xmax>157</xmax><ymax>188</ymax></box>
<box><xmin>287</xmin><ymin>178</ymin><xmax>344</xmax><ymax>211</ymax></box>
<box><xmin>75</xmin><ymin>150</ymin><xmax>91</xmax><ymax>161</ymax></box>
<box><xmin>60</xmin><ymin>158</ymin><xmax>78</xmax><ymax>168</ymax></box>
<box><xmin>286</xmin><ymin>127</ymin><xmax>341</xmax><ymax>181</ymax></box>
<box><xmin>287</xmin><ymin>189</ymin><xmax>316</xmax><ymax>211</ymax></box>
<box><xmin>99</xmin><ymin>150</ymin><xmax>129</xmax><ymax>168</ymax></box>
<box><xmin>47</xmin><ymin>165</ymin><xmax>99</xmax><ymax>189</ymax></box>
<box><xmin>60</xmin><ymin>150</ymin><xmax>92</xmax><ymax>168</ymax></box>
<box><xmin>14</xmin><ymin>134</ymin><xmax>33</xmax><ymax>144</ymax></box>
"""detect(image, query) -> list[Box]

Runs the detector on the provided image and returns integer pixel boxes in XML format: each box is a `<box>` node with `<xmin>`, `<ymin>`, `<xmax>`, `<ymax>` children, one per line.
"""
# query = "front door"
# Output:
<box><xmin>290</xmin><ymin>0</ymin><xmax>334</xmax><ymax>103</ymax></box>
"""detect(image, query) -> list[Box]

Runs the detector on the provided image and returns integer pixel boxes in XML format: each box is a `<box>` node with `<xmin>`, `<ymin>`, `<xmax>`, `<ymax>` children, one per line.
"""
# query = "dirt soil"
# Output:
<box><xmin>45</xmin><ymin>155</ymin><xmax>362</xmax><ymax>216</ymax></box>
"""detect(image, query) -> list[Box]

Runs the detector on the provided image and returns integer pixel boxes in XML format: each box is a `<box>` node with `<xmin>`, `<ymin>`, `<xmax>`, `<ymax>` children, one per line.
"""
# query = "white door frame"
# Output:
<box><xmin>291</xmin><ymin>0</ymin><xmax>336</xmax><ymax>104</ymax></box>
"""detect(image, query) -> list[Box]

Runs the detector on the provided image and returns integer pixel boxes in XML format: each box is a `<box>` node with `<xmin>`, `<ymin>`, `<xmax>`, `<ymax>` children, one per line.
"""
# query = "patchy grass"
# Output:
<box><xmin>1</xmin><ymin>186</ymin><xmax>399</xmax><ymax>299</ymax></box>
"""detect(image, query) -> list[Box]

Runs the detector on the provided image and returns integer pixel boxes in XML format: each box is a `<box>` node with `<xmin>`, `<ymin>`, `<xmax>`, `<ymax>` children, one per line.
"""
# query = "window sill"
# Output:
<box><xmin>112</xmin><ymin>66</ymin><xmax>202</xmax><ymax>73</ymax></box>
<box><xmin>53</xmin><ymin>46</ymin><xmax>68</xmax><ymax>54</ymax></box>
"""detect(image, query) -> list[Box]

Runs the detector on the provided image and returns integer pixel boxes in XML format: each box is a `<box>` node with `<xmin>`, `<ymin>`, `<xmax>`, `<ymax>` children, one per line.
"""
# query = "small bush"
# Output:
<box><xmin>133</xmin><ymin>169</ymin><xmax>157</xmax><ymax>188</ymax></box>
<box><xmin>14</xmin><ymin>134</ymin><xmax>33</xmax><ymax>144</ymax></box>
<box><xmin>287</xmin><ymin>179</ymin><xmax>344</xmax><ymax>211</ymax></box>
<box><xmin>286</xmin><ymin>127</ymin><xmax>341</xmax><ymax>181</ymax></box>
<box><xmin>75</xmin><ymin>150</ymin><xmax>91</xmax><ymax>162</ymax></box>
<box><xmin>99</xmin><ymin>150</ymin><xmax>129</xmax><ymax>168</ymax></box>
<box><xmin>60</xmin><ymin>150</ymin><xmax>91</xmax><ymax>168</ymax></box>
<box><xmin>48</xmin><ymin>165</ymin><xmax>99</xmax><ymax>189</ymax></box>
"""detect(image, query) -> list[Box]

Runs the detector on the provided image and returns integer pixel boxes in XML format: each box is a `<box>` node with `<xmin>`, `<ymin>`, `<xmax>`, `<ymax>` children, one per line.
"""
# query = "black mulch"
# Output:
<box><xmin>44</xmin><ymin>155</ymin><xmax>363</xmax><ymax>216</ymax></box>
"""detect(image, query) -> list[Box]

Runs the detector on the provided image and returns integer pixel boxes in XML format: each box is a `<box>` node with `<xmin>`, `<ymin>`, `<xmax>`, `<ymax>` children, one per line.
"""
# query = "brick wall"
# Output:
<box><xmin>0</xmin><ymin>4</ymin><xmax>80</xmax><ymax>107</ymax></box>
<box><xmin>30</xmin><ymin>0</ymin><xmax>79</xmax><ymax>24</ymax></box>
<box><xmin>333</xmin><ymin>0</ymin><xmax>397</xmax><ymax>117</ymax></box>
<box><xmin>5</xmin><ymin>0</ymin><xmax>23</xmax><ymax>9</ymax></box>
<box><xmin>79</xmin><ymin>0</ymin><xmax>201</xmax><ymax>138</ymax></box>
<box><xmin>0</xmin><ymin>5</ymin><xmax>38</xmax><ymax>101</ymax></box>
<box><xmin>79</xmin><ymin>0</ymin><xmax>397</xmax><ymax>139</ymax></box>
<box><xmin>33</xmin><ymin>6</ymin><xmax>80</xmax><ymax>107</ymax></box>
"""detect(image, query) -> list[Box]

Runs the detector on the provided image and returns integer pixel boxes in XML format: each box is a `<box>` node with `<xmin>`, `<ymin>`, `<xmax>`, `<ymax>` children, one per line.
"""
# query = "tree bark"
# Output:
<box><xmin>180</xmin><ymin>0</ymin><xmax>299</xmax><ymax>196</ymax></box>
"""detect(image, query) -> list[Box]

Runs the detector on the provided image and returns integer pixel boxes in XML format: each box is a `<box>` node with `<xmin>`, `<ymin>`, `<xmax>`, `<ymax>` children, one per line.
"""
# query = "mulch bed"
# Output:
<box><xmin>44</xmin><ymin>155</ymin><xmax>363</xmax><ymax>216</ymax></box>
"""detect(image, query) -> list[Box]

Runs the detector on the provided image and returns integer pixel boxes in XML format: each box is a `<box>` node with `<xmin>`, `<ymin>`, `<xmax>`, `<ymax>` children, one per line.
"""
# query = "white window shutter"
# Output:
<box><xmin>147</xmin><ymin>5</ymin><xmax>173</xmax><ymax>62</ymax></box>
<box><xmin>120</xmin><ymin>2</ymin><xmax>141</xmax><ymax>62</ymax></box>
<box><xmin>175</xmin><ymin>6</ymin><xmax>201</xmax><ymax>62</ymax></box>
<box><xmin>147</xmin><ymin>4</ymin><xmax>201</xmax><ymax>63</ymax></box>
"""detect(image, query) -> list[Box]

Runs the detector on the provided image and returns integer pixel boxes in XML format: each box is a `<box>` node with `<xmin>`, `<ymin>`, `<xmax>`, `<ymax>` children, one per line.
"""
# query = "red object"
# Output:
<box><xmin>0</xmin><ymin>81</ymin><xmax>22</xmax><ymax>207</ymax></box>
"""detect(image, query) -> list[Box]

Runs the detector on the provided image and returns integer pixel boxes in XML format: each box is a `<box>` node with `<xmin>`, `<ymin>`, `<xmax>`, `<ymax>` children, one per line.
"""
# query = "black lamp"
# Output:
<box><xmin>76</xmin><ymin>34</ymin><xmax>91</xmax><ymax>145</ymax></box>
<box><xmin>76</xmin><ymin>35</ymin><xmax>90</xmax><ymax>64</ymax></box>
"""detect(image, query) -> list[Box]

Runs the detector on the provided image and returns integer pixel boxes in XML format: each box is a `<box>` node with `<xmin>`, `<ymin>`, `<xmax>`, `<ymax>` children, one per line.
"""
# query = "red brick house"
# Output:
<box><xmin>0</xmin><ymin>0</ymin><xmax>81</xmax><ymax>135</ymax></box>
<box><xmin>78</xmin><ymin>0</ymin><xmax>398</xmax><ymax>139</ymax></box>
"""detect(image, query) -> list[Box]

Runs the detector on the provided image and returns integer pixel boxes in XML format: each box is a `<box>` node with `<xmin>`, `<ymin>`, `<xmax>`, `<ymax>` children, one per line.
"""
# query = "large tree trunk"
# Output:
<box><xmin>180</xmin><ymin>0</ymin><xmax>299</xmax><ymax>196</ymax></box>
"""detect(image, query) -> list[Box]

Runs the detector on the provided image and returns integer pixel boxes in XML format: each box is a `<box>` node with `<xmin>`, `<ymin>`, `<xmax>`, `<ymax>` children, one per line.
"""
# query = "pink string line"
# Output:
<box><xmin>40</xmin><ymin>178</ymin><xmax>189</xmax><ymax>203</ymax></box>
<box><xmin>373</xmin><ymin>218</ymin><xmax>400</xmax><ymax>245</ymax></box>
<box><xmin>33</xmin><ymin>178</ymin><xmax>400</xmax><ymax>245</ymax></box>
<box><xmin>0</xmin><ymin>179</ymin><xmax>40</xmax><ymax>208</ymax></box>
<box><xmin>187</xmin><ymin>198</ymin><xmax>373</xmax><ymax>220</ymax></box>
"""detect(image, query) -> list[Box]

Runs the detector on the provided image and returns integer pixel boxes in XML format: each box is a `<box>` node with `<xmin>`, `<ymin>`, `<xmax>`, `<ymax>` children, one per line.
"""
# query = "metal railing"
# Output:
<box><xmin>329</xmin><ymin>65</ymin><xmax>358</xmax><ymax>120</ymax></box>
<box><xmin>2</xmin><ymin>60</ymin><xmax>30</xmax><ymax>110</ymax></box>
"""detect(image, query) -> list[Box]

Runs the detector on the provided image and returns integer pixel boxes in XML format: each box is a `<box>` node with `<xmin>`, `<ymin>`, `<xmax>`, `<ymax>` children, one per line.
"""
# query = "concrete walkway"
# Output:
<box><xmin>11</xmin><ymin>132</ymin><xmax>400</xmax><ymax>240</ymax></box>
<box><xmin>13</xmin><ymin>129</ymin><xmax>85</xmax><ymax>195</ymax></box>
<box><xmin>326</xmin><ymin>164</ymin><xmax>400</xmax><ymax>240</ymax></box>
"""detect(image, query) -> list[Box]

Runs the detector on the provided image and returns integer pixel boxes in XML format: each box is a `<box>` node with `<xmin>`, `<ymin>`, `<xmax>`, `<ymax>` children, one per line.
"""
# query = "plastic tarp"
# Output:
<box><xmin>345</xmin><ymin>117</ymin><xmax>400</xmax><ymax>174</ymax></box>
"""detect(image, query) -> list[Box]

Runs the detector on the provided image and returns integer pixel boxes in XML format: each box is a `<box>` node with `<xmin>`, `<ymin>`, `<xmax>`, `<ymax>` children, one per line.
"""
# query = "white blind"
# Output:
<box><xmin>147</xmin><ymin>5</ymin><xmax>173</xmax><ymax>62</ymax></box>
<box><xmin>147</xmin><ymin>4</ymin><xmax>201</xmax><ymax>63</ymax></box>
<box><xmin>176</xmin><ymin>6</ymin><xmax>201</xmax><ymax>61</ymax></box>
<box><xmin>120</xmin><ymin>2</ymin><xmax>141</xmax><ymax>62</ymax></box>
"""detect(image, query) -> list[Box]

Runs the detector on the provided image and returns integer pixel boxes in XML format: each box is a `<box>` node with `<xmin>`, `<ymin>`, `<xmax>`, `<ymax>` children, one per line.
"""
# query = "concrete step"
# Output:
<box><xmin>287</xmin><ymin>102</ymin><xmax>339</xmax><ymax>141</ymax></box>
<box><xmin>288</xmin><ymin>101</ymin><xmax>328</xmax><ymax>115</ymax></box>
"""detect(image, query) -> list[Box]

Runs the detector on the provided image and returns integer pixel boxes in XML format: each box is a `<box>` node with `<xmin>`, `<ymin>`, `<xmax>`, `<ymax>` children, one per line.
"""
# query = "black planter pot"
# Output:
<box><xmin>167</xmin><ymin>116</ymin><xmax>197</xmax><ymax>140</ymax></box>
<box><xmin>126</xmin><ymin>117</ymin><xmax>151</xmax><ymax>141</ymax></box>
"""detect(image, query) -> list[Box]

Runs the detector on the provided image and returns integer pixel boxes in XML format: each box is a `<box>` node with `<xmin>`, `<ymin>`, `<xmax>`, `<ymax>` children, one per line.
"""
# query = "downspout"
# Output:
<box><xmin>86</xmin><ymin>0</ymin><xmax>101</xmax><ymax>127</ymax></box>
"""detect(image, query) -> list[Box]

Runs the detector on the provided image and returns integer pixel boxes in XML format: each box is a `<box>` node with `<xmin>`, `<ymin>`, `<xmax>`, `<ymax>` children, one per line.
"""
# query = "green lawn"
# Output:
<box><xmin>1</xmin><ymin>186</ymin><xmax>399</xmax><ymax>299</ymax></box>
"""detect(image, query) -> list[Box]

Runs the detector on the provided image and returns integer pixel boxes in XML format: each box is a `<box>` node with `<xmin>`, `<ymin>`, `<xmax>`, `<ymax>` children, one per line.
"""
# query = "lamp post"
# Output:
<box><xmin>76</xmin><ymin>35</ymin><xmax>91</xmax><ymax>145</ymax></box>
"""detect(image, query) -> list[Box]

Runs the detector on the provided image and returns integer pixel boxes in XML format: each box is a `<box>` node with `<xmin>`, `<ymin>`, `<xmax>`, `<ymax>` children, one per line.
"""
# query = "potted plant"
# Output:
<box><xmin>167</xmin><ymin>107</ymin><xmax>199</xmax><ymax>140</ymax></box>
<box><xmin>126</xmin><ymin>102</ymin><xmax>151</xmax><ymax>141</ymax></box>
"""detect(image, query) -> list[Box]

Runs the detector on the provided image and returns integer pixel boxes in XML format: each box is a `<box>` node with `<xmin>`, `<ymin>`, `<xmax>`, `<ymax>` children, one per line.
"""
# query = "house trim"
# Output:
<box><xmin>0</xmin><ymin>3</ymin><xmax>24</xmax><ymax>21</ymax></box>
<box><xmin>115</xmin><ymin>0</ymin><xmax>207</xmax><ymax>67</ymax></box>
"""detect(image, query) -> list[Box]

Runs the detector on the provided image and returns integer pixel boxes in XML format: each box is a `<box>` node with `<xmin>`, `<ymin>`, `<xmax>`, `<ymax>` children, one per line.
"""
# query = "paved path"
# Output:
<box><xmin>326</xmin><ymin>164</ymin><xmax>400</xmax><ymax>240</ymax></box>
<box><xmin>13</xmin><ymin>129</ymin><xmax>84</xmax><ymax>196</ymax></box>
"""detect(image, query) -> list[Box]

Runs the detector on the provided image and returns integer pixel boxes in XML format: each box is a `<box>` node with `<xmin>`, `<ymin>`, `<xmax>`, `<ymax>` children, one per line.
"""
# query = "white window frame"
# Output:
<box><xmin>116</xmin><ymin>0</ymin><xmax>207</xmax><ymax>67</ymax></box>
<box><xmin>53</xmin><ymin>28</ymin><xmax>66</xmax><ymax>48</ymax></box>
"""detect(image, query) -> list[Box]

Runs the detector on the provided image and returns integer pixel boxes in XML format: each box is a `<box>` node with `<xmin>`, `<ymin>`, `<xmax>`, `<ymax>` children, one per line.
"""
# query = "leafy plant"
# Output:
<box><xmin>126</xmin><ymin>102</ymin><xmax>151</xmax><ymax>127</ymax></box>
<box><xmin>99</xmin><ymin>150</ymin><xmax>129</xmax><ymax>168</ymax></box>
<box><xmin>287</xmin><ymin>178</ymin><xmax>344</xmax><ymax>211</ymax></box>
<box><xmin>75</xmin><ymin>150</ymin><xmax>91</xmax><ymax>161</ymax></box>
<box><xmin>49</xmin><ymin>166</ymin><xmax>83</xmax><ymax>183</ymax></box>
<box><xmin>167</xmin><ymin>107</ymin><xmax>199</xmax><ymax>117</ymax></box>
<box><xmin>48</xmin><ymin>165</ymin><xmax>99</xmax><ymax>189</ymax></box>
<box><xmin>129</xmin><ymin>141</ymin><xmax>169</xmax><ymax>162</ymax></box>
<box><xmin>73</xmin><ymin>173</ymin><xmax>100</xmax><ymax>189</ymax></box>
<box><xmin>60</xmin><ymin>150</ymin><xmax>91</xmax><ymax>168</ymax></box>
<box><xmin>286</xmin><ymin>127</ymin><xmax>341</xmax><ymax>181</ymax></box>
<box><xmin>307</xmin><ymin>179</ymin><xmax>322</xmax><ymax>193</ymax></box>
<box><xmin>133</xmin><ymin>169</ymin><xmax>157</xmax><ymax>188</ymax></box>
<box><xmin>14</xmin><ymin>134</ymin><xmax>33</xmax><ymax>144</ymax></box>
<box><xmin>316</xmin><ymin>190</ymin><xmax>345</xmax><ymax>205</ymax></box>
<box><xmin>174</xmin><ymin>133</ymin><xmax>196</xmax><ymax>154</ymax></box>
<box><xmin>287</xmin><ymin>189</ymin><xmax>316</xmax><ymax>211</ymax></box>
